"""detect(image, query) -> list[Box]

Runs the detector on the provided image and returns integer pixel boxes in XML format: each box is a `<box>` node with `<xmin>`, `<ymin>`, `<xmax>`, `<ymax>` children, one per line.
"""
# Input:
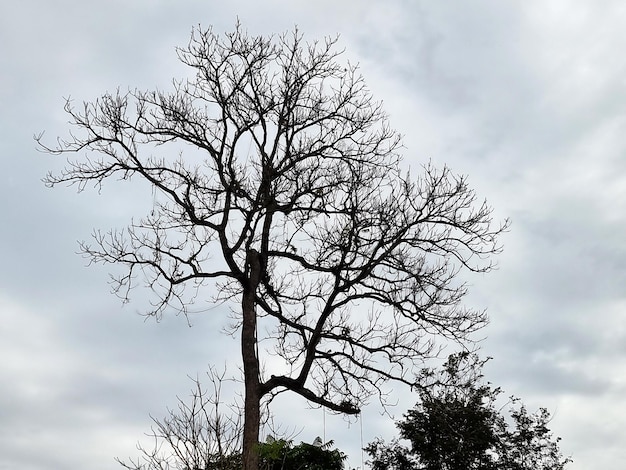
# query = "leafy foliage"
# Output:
<box><xmin>365</xmin><ymin>353</ymin><xmax>572</xmax><ymax>470</ymax></box>
<box><xmin>258</xmin><ymin>438</ymin><xmax>346</xmax><ymax>470</ymax></box>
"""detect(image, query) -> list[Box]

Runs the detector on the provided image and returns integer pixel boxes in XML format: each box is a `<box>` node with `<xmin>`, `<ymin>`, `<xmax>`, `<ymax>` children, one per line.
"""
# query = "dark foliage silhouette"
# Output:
<box><xmin>365</xmin><ymin>353</ymin><xmax>572</xmax><ymax>470</ymax></box>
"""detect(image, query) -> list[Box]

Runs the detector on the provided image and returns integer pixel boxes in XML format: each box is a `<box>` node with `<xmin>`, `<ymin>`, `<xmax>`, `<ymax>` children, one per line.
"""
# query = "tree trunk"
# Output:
<box><xmin>242</xmin><ymin>249</ymin><xmax>262</xmax><ymax>470</ymax></box>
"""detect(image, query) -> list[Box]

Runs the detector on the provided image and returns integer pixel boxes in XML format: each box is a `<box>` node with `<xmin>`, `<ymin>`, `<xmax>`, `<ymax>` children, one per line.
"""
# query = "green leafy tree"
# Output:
<box><xmin>365</xmin><ymin>438</ymin><xmax>415</xmax><ymax>470</ymax></box>
<box><xmin>40</xmin><ymin>24</ymin><xmax>508</xmax><ymax>470</ymax></box>
<box><xmin>365</xmin><ymin>353</ymin><xmax>572</xmax><ymax>470</ymax></box>
<box><xmin>259</xmin><ymin>438</ymin><xmax>346</xmax><ymax>470</ymax></box>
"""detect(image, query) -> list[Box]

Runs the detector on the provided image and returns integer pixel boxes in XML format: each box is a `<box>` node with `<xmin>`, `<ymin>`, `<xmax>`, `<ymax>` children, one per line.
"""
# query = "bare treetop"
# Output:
<box><xmin>40</xmin><ymin>24</ymin><xmax>509</xmax><ymax>470</ymax></box>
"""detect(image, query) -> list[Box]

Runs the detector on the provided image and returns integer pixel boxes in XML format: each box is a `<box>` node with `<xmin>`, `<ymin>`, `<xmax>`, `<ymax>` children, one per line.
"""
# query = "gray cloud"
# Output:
<box><xmin>2</xmin><ymin>1</ymin><xmax>626</xmax><ymax>469</ymax></box>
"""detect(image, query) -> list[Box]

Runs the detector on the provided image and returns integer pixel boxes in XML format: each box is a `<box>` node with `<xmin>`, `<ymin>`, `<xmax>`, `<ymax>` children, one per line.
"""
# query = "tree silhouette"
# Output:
<box><xmin>117</xmin><ymin>368</ymin><xmax>243</xmax><ymax>470</ymax></box>
<box><xmin>258</xmin><ymin>438</ymin><xmax>346</xmax><ymax>470</ymax></box>
<box><xmin>40</xmin><ymin>24</ymin><xmax>508</xmax><ymax>470</ymax></box>
<box><xmin>366</xmin><ymin>353</ymin><xmax>572</xmax><ymax>470</ymax></box>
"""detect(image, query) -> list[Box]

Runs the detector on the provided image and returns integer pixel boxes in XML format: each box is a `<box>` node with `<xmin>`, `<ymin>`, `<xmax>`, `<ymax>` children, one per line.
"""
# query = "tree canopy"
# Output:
<box><xmin>41</xmin><ymin>24</ymin><xmax>508</xmax><ymax>470</ymax></box>
<box><xmin>365</xmin><ymin>353</ymin><xmax>572</xmax><ymax>470</ymax></box>
<box><xmin>259</xmin><ymin>438</ymin><xmax>346</xmax><ymax>470</ymax></box>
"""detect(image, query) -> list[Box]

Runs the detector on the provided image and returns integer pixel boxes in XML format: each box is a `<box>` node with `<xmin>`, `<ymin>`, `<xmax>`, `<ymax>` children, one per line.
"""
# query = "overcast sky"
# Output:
<box><xmin>2</xmin><ymin>1</ymin><xmax>626</xmax><ymax>469</ymax></box>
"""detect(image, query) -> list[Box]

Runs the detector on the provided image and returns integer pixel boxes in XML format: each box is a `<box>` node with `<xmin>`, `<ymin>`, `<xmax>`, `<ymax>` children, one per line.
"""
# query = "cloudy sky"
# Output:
<box><xmin>2</xmin><ymin>1</ymin><xmax>626</xmax><ymax>469</ymax></box>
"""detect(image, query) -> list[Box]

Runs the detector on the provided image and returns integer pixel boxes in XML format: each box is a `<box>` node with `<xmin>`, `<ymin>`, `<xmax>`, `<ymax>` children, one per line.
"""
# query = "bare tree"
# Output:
<box><xmin>117</xmin><ymin>367</ymin><xmax>243</xmax><ymax>470</ymax></box>
<box><xmin>40</xmin><ymin>24</ymin><xmax>508</xmax><ymax>470</ymax></box>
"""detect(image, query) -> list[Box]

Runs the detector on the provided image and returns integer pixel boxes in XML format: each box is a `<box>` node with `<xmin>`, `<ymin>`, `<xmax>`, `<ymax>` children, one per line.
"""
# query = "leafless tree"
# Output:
<box><xmin>117</xmin><ymin>367</ymin><xmax>243</xmax><ymax>470</ymax></box>
<box><xmin>40</xmin><ymin>24</ymin><xmax>509</xmax><ymax>470</ymax></box>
